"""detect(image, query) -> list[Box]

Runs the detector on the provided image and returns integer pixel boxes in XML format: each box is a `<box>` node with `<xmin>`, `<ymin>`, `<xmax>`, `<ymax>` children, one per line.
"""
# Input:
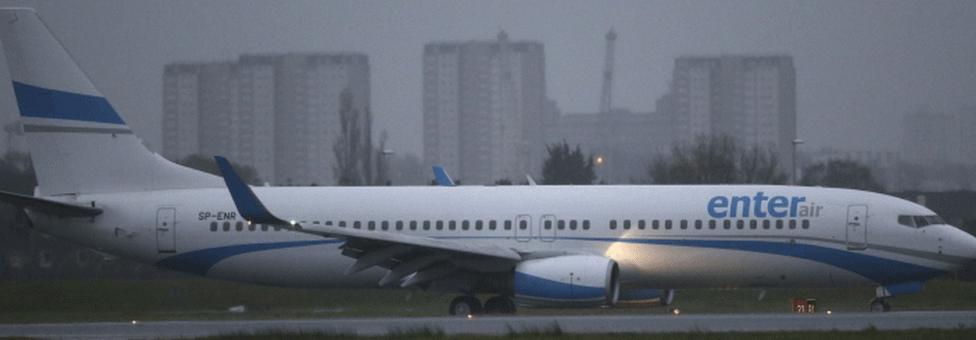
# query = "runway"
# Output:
<box><xmin>2</xmin><ymin>311</ymin><xmax>975</xmax><ymax>339</ymax></box>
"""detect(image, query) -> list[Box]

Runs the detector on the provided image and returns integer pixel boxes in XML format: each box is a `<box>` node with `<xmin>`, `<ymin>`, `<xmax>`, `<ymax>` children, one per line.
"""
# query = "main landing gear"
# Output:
<box><xmin>869</xmin><ymin>297</ymin><xmax>891</xmax><ymax>312</ymax></box>
<box><xmin>449</xmin><ymin>295</ymin><xmax>516</xmax><ymax>316</ymax></box>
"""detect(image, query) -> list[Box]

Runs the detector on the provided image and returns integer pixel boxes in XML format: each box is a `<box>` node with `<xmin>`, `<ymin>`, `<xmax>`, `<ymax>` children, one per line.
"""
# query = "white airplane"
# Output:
<box><xmin>1</xmin><ymin>8</ymin><xmax>975</xmax><ymax>315</ymax></box>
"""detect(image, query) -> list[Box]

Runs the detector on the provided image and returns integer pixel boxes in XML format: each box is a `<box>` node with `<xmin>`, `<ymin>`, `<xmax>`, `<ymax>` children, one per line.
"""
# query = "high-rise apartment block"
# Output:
<box><xmin>663</xmin><ymin>55</ymin><xmax>796</xmax><ymax>169</ymax></box>
<box><xmin>423</xmin><ymin>32</ymin><xmax>546</xmax><ymax>184</ymax></box>
<box><xmin>162</xmin><ymin>53</ymin><xmax>369</xmax><ymax>185</ymax></box>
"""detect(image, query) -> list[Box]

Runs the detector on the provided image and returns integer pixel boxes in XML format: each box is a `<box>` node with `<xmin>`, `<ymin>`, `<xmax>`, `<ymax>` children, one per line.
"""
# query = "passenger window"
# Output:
<box><xmin>736</xmin><ymin>220</ymin><xmax>745</xmax><ymax>229</ymax></box>
<box><xmin>409</xmin><ymin>221</ymin><xmax>417</xmax><ymax>230</ymax></box>
<box><xmin>762</xmin><ymin>220</ymin><xmax>770</xmax><ymax>229</ymax></box>
<box><xmin>519</xmin><ymin>220</ymin><xmax>528</xmax><ymax>230</ymax></box>
<box><xmin>261</xmin><ymin>224</ymin><xmax>268</xmax><ymax>231</ymax></box>
<box><xmin>694</xmin><ymin>220</ymin><xmax>702</xmax><ymax>230</ymax></box>
<box><xmin>505</xmin><ymin>220</ymin><xmax>513</xmax><ymax>230</ymax></box>
<box><xmin>665</xmin><ymin>220</ymin><xmax>672</xmax><ymax>230</ymax></box>
<box><xmin>789</xmin><ymin>220</ymin><xmax>797</xmax><ymax>229</ymax></box>
<box><xmin>274</xmin><ymin>225</ymin><xmax>281</xmax><ymax>231</ymax></box>
<box><xmin>652</xmin><ymin>220</ymin><xmax>660</xmax><ymax>230</ymax></box>
<box><xmin>557</xmin><ymin>220</ymin><xmax>565</xmax><ymax>230</ymax></box>
<box><xmin>339</xmin><ymin>221</ymin><xmax>347</xmax><ymax>228</ymax></box>
<box><xmin>368</xmin><ymin>221</ymin><xmax>376</xmax><ymax>230</ymax></box>
<box><xmin>353</xmin><ymin>221</ymin><xmax>361</xmax><ymax>229</ymax></box>
<box><xmin>449</xmin><ymin>220</ymin><xmax>456</xmax><ymax>230</ymax></box>
<box><xmin>802</xmin><ymin>220</ymin><xmax>810</xmax><ymax>229</ymax></box>
<box><xmin>638</xmin><ymin>220</ymin><xmax>646</xmax><ymax>230</ymax></box>
<box><xmin>582</xmin><ymin>220</ymin><xmax>590</xmax><ymax>230</ymax></box>
<box><xmin>395</xmin><ymin>221</ymin><xmax>403</xmax><ymax>230</ymax></box>
<box><xmin>776</xmin><ymin>220</ymin><xmax>784</xmax><ymax>229</ymax></box>
<box><xmin>708</xmin><ymin>220</ymin><xmax>716</xmax><ymax>229</ymax></box>
<box><xmin>610</xmin><ymin>220</ymin><xmax>617</xmax><ymax>230</ymax></box>
<box><xmin>680</xmin><ymin>220</ymin><xmax>688</xmax><ymax>230</ymax></box>
<box><xmin>436</xmin><ymin>221</ymin><xmax>443</xmax><ymax>230</ymax></box>
<box><xmin>489</xmin><ymin>220</ymin><xmax>497</xmax><ymax>230</ymax></box>
<box><xmin>544</xmin><ymin>219</ymin><xmax>552</xmax><ymax>230</ymax></box>
<box><xmin>381</xmin><ymin>221</ymin><xmax>389</xmax><ymax>231</ymax></box>
<box><xmin>476</xmin><ymin>220</ymin><xmax>483</xmax><ymax>230</ymax></box>
<box><xmin>210</xmin><ymin>222</ymin><xmax>218</xmax><ymax>232</ymax></box>
<box><xmin>222</xmin><ymin>221</ymin><xmax>230</xmax><ymax>231</ymax></box>
<box><xmin>248</xmin><ymin>223</ymin><xmax>255</xmax><ymax>231</ymax></box>
<box><xmin>423</xmin><ymin>221</ymin><xmax>431</xmax><ymax>230</ymax></box>
<box><xmin>235</xmin><ymin>221</ymin><xmax>243</xmax><ymax>231</ymax></box>
<box><xmin>623</xmin><ymin>220</ymin><xmax>631</xmax><ymax>230</ymax></box>
<box><xmin>325</xmin><ymin>221</ymin><xmax>333</xmax><ymax>226</ymax></box>
<box><xmin>723</xmin><ymin>220</ymin><xmax>731</xmax><ymax>229</ymax></box>
<box><xmin>570</xmin><ymin>220</ymin><xmax>578</xmax><ymax>230</ymax></box>
<box><xmin>462</xmin><ymin>220</ymin><xmax>470</xmax><ymax>230</ymax></box>
<box><xmin>749</xmin><ymin>220</ymin><xmax>757</xmax><ymax>229</ymax></box>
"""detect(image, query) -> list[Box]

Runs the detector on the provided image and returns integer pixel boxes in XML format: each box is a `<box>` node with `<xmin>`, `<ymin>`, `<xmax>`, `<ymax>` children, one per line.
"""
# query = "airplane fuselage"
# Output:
<box><xmin>31</xmin><ymin>185</ymin><xmax>972</xmax><ymax>291</ymax></box>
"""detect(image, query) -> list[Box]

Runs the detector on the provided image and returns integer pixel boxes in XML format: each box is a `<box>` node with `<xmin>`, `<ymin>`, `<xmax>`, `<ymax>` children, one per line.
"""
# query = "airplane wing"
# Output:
<box><xmin>215</xmin><ymin>156</ymin><xmax>521</xmax><ymax>289</ymax></box>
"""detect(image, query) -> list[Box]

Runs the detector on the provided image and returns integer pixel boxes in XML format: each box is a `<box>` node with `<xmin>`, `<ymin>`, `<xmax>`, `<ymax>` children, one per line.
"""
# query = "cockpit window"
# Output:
<box><xmin>899</xmin><ymin>215</ymin><xmax>945</xmax><ymax>228</ymax></box>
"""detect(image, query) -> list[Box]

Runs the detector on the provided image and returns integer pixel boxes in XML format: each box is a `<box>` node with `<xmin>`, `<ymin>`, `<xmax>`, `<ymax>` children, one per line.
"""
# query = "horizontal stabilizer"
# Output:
<box><xmin>0</xmin><ymin>190</ymin><xmax>102</xmax><ymax>217</ymax></box>
<box><xmin>214</xmin><ymin>156</ymin><xmax>289</xmax><ymax>225</ymax></box>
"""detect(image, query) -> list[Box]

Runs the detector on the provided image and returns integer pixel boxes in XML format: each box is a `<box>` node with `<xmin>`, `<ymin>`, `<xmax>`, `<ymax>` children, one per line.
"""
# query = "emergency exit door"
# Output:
<box><xmin>156</xmin><ymin>208</ymin><xmax>176</xmax><ymax>253</ymax></box>
<box><xmin>846</xmin><ymin>205</ymin><xmax>868</xmax><ymax>250</ymax></box>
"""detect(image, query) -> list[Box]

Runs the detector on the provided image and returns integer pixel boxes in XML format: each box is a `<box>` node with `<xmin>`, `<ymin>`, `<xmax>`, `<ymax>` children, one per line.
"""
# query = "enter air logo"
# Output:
<box><xmin>707</xmin><ymin>192</ymin><xmax>823</xmax><ymax>219</ymax></box>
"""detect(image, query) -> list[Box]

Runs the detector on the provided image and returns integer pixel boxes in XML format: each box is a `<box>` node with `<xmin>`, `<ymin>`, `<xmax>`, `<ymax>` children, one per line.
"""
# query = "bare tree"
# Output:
<box><xmin>649</xmin><ymin>134</ymin><xmax>785</xmax><ymax>184</ymax></box>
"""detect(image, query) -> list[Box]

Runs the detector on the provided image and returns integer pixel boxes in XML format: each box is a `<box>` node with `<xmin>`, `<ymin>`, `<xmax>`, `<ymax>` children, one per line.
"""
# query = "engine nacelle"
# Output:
<box><xmin>513</xmin><ymin>255</ymin><xmax>619</xmax><ymax>308</ymax></box>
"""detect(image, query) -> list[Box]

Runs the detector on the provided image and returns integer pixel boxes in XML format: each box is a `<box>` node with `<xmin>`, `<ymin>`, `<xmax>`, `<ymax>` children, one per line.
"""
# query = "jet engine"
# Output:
<box><xmin>513</xmin><ymin>255</ymin><xmax>619</xmax><ymax>308</ymax></box>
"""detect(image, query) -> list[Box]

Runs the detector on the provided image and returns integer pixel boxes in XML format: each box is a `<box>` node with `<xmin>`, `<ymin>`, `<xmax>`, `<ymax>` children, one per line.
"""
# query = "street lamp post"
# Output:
<box><xmin>791</xmin><ymin>139</ymin><xmax>804</xmax><ymax>186</ymax></box>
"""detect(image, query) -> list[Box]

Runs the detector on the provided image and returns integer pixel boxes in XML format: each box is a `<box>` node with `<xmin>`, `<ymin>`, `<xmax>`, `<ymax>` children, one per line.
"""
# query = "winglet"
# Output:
<box><xmin>432</xmin><ymin>166</ymin><xmax>455</xmax><ymax>187</ymax></box>
<box><xmin>214</xmin><ymin>156</ymin><xmax>288</xmax><ymax>225</ymax></box>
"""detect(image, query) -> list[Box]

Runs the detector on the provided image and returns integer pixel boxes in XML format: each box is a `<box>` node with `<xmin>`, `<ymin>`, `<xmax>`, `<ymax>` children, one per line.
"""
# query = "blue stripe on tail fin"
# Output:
<box><xmin>13</xmin><ymin>81</ymin><xmax>125</xmax><ymax>124</ymax></box>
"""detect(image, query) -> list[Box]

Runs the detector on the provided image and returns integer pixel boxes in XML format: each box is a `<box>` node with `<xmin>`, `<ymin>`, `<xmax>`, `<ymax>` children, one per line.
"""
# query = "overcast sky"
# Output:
<box><xmin>1</xmin><ymin>0</ymin><xmax>974</xmax><ymax>157</ymax></box>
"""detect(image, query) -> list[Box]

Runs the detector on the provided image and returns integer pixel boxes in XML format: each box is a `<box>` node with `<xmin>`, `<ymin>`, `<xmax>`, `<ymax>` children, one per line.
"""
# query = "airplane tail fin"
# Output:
<box><xmin>0</xmin><ymin>8</ymin><xmax>220</xmax><ymax>195</ymax></box>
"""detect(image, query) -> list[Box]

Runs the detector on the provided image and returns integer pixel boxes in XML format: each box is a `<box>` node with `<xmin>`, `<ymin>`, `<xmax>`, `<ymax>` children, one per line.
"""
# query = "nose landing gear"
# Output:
<box><xmin>869</xmin><ymin>297</ymin><xmax>891</xmax><ymax>312</ymax></box>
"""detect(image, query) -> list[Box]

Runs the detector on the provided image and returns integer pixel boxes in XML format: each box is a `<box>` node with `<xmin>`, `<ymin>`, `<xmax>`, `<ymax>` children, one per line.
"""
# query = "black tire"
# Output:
<box><xmin>449</xmin><ymin>296</ymin><xmax>482</xmax><ymax>316</ymax></box>
<box><xmin>869</xmin><ymin>298</ymin><xmax>890</xmax><ymax>312</ymax></box>
<box><xmin>484</xmin><ymin>296</ymin><xmax>516</xmax><ymax>314</ymax></box>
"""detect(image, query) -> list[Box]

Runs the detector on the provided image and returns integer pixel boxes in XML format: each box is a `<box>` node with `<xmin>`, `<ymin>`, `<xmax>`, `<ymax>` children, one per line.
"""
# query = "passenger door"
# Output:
<box><xmin>846</xmin><ymin>205</ymin><xmax>868</xmax><ymax>250</ymax></box>
<box><xmin>539</xmin><ymin>214</ymin><xmax>556</xmax><ymax>242</ymax></box>
<box><xmin>156</xmin><ymin>208</ymin><xmax>176</xmax><ymax>253</ymax></box>
<box><xmin>515</xmin><ymin>214</ymin><xmax>532</xmax><ymax>242</ymax></box>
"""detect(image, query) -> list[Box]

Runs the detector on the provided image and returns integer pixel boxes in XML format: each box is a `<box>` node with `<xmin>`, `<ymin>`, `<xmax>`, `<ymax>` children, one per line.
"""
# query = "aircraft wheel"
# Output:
<box><xmin>869</xmin><ymin>298</ymin><xmax>891</xmax><ymax>312</ymax></box>
<box><xmin>484</xmin><ymin>296</ymin><xmax>517</xmax><ymax>314</ymax></box>
<box><xmin>449</xmin><ymin>295</ymin><xmax>482</xmax><ymax>316</ymax></box>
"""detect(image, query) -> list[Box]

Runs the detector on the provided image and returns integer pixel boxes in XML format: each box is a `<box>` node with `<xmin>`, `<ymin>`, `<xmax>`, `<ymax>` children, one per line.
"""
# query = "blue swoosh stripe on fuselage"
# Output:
<box><xmin>12</xmin><ymin>81</ymin><xmax>126</xmax><ymax>125</ymax></box>
<box><xmin>559</xmin><ymin>237</ymin><xmax>945</xmax><ymax>284</ymax></box>
<box><xmin>155</xmin><ymin>237</ymin><xmax>945</xmax><ymax>285</ymax></box>
<box><xmin>155</xmin><ymin>240</ymin><xmax>341</xmax><ymax>275</ymax></box>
